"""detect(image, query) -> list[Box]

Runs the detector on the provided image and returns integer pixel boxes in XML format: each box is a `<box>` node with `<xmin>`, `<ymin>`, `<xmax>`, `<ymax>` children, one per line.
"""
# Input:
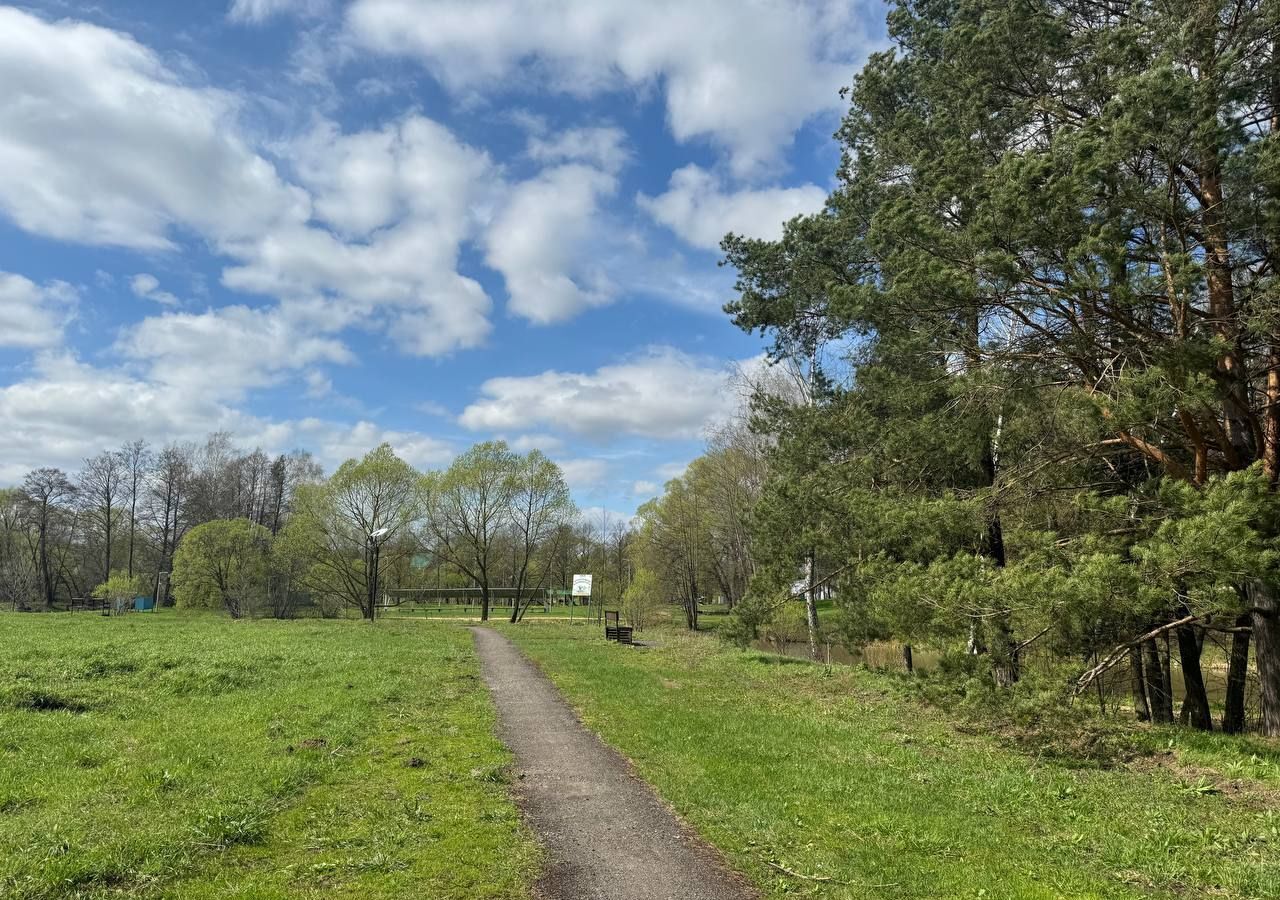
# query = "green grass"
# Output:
<box><xmin>500</xmin><ymin>623</ymin><xmax>1280</xmax><ymax>900</ymax></box>
<box><xmin>0</xmin><ymin>613</ymin><xmax>537</xmax><ymax>899</ymax></box>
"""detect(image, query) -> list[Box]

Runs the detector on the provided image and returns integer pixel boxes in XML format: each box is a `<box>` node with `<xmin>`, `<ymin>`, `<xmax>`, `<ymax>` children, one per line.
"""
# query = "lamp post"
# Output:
<box><xmin>367</xmin><ymin>527</ymin><xmax>390</xmax><ymax>619</ymax></box>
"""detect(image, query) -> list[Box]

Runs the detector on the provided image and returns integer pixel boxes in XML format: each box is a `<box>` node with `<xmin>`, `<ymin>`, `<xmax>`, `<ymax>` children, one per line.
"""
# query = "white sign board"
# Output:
<box><xmin>571</xmin><ymin>574</ymin><xmax>593</xmax><ymax>597</ymax></box>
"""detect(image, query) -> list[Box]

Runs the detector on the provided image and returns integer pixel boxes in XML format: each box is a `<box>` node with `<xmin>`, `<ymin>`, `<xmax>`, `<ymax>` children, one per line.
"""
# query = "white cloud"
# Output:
<box><xmin>557</xmin><ymin>457</ymin><xmax>609</xmax><ymax>489</ymax></box>
<box><xmin>228</xmin><ymin>0</ymin><xmax>329</xmax><ymax>23</ymax></box>
<box><xmin>484</xmin><ymin>164</ymin><xmax>618</xmax><ymax>324</ymax></box>
<box><xmin>130</xmin><ymin>273</ymin><xmax>180</xmax><ymax>307</ymax></box>
<box><xmin>639</xmin><ymin>165</ymin><xmax>826</xmax><ymax>251</ymax></box>
<box><xmin>631</xmin><ymin>479</ymin><xmax>658</xmax><ymax>497</ymax></box>
<box><xmin>346</xmin><ymin>0</ymin><xmax>877</xmax><ymax>175</ymax></box>
<box><xmin>303</xmin><ymin>370</ymin><xmax>333</xmax><ymax>399</ymax></box>
<box><xmin>0</xmin><ymin>8</ymin><xmax>306</xmax><ymax>251</ymax></box>
<box><xmin>414</xmin><ymin>399</ymin><xmax>451</xmax><ymax>418</ymax></box>
<box><xmin>0</xmin><ymin>353</ymin><xmax>451</xmax><ymax>483</ymax></box>
<box><xmin>0</xmin><ymin>353</ymin><xmax>239</xmax><ymax>482</ymax></box>
<box><xmin>459</xmin><ymin>347</ymin><xmax>749</xmax><ymax>440</ymax></box>
<box><xmin>230</xmin><ymin>114</ymin><xmax>499</xmax><ymax>355</ymax></box>
<box><xmin>119</xmin><ymin>304</ymin><xmax>352</xmax><ymax>399</ymax></box>
<box><xmin>577</xmin><ymin>506</ymin><xmax>636</xmax><ymax>530</ymax></box>
<box><xmin>510</xmin><ymin>433</ymin><xmax>566</xmax><ymax>453</ymax></box>
<box><xmin>528</xmin><ymin>126</ymin><xmax>629</xmax><ymax>174</ymax></box>
<box><xmin>288</xmin><ymin>419</ymin><xmax>454</xmax><ymax>470</ymax></box>
<box><xmin>655</xmin><ymin>461</ymin><xmax>689</xmax><ymax>481</ymax></box>
<box><xmin>0</xmin><ymin>273</ymin><xmax>77</xmax><ymax>348</ymax></box>
<box><xmin>0</xmin><ymin>10</ymin><xmax>501</xmax><ymax>360</ymax></box>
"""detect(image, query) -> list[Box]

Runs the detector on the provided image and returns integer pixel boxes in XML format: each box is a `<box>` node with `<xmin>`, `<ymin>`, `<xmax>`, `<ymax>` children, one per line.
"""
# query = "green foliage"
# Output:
<box><xmin>171</xmin><ymin>519</ymin><xmax>271</xmax><ymax>618</ymax></box>
<box><xmin>287</xmin><ymin>443</ymin><xmax>421</xmax><ymax>620</ymax></box>
<box><xmin>713</xmin><ymin>0</ymin><xmax>1280</xmax><ymax>730</ymax></box>
<box><xmin>622</xmin><ymin>567</ymin><xmax>661</xmax><ymax>630</ymax></box>
<box><xmin>91</xmin><ymin>570</ymin><xmax>145</xmax><ymax>604</ymax></box>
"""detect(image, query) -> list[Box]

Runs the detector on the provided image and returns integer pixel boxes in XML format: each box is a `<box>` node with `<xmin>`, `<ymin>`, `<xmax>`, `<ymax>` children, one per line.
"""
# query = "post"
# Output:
<box><xmin>903</xmin><ymin>644</ymin><xmax>914</xmax><ymax>674</ymax></box>
<box><xmin>372</xmin><ymin>541</ymin><xmax>382</xmax><ymax>615</ymax></box>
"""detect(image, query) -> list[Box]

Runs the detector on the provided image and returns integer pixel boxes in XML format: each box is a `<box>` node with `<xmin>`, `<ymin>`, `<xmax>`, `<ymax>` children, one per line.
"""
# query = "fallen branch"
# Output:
<box><xmin>1073</xmin><ymin>615</ymin><xmax>1197</xmax><ymax>695</ymax></box>
<box><xmin>764</xmin><ymin>860</ymin><xmax>847</xmax><ymax>885</ymax></box>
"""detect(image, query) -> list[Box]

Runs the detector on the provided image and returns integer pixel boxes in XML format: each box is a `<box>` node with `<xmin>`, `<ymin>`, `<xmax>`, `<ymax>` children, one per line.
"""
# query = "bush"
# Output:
<box><xmin>718</xmin><ymin>594</ymin><xmax>785</xmax><ymax>649</ymax></box>
<box><xmin>93</xmin><ymin>571</ymin><xmax>146</xmax><ymax>612</ymax></box>
<box><xmin>622</xmin><ymin>568</ymin><xmax>661</xmax><ymax>630</ymax></box>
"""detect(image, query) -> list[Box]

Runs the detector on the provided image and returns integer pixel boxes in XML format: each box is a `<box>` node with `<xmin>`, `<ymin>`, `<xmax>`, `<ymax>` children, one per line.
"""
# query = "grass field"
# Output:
<box><xmin>502</xmin><ymin>623</ymin><xmax>1280</xmax><ymax>900</ymax></box>
<box><xmin>0</xmin><ymin>613</ymin><xmax>536</xmax><ymax>900</ymax></box>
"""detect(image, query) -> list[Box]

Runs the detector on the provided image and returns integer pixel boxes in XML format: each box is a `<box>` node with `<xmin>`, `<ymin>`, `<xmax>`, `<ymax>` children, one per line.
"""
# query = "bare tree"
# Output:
<box><xmin>21</xmin><ymin>468</ymin><xmax>76</xmax><ymax>610</ymax></box>
<box><xmin>79</xmin><ymin>450</ymin><xmax>126</xmax><ymax>585</ymax></box>
<box><xmin>146</xmin><ymin>443</ymin><xmax>193</xmax><ymax>605</ymax></box>
<box><xmin>508</xmin><ymin>451</ymin><xmax>575</xmax><ymax>622</ymax></box>
<box><xmin>120</xmin><ymin>439</ymin><xmax>152</xmax><ymax>578</ymax></box>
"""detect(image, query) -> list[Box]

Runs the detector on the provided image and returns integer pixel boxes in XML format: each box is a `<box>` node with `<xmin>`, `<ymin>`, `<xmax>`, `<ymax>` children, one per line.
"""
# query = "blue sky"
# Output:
<box><xmin>0</xmin><ymin>0</ymin><xmax>884</xmax><ymax>515</ymax></box>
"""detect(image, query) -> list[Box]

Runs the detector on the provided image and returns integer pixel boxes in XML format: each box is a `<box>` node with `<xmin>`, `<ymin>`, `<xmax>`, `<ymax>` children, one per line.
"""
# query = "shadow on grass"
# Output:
<box><xmin>745</xmin><ymin>653</ymin><xmax>815</xmax><ymax>667</ymax></box>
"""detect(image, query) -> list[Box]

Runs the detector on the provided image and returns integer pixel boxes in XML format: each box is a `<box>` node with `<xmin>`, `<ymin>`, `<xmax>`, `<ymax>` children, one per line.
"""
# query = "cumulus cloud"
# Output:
<box><xmin>228</xmin><ymin>0</ymin><xmax>329</xmax><ymax>23</ymax></box>
<box><xmin>0</xmin><ymin>8</ymin><xmax>305</xmax><ymax>251</ymax></box>
<box><xmin>631</xmin><ymin>479</ymin><xmax>658</xmax><ymax>498</ymax></box>
<box><xmin>557</xmin><ymin>457</ymin><xmax>609</xmax><ymax>489</ymax></box>
<box><xmin>0</xmin><ymin>353</ymin><xmax>239</xmax><ymax>482</ymax></box>
<box><xmin>230</xmin><ymin>115</ymin><xmax>499</xmax><ymax>354</ymax></box>
<box><xmin>130</xmin><ymin>273</ymin><xmax>180</xmax><ymax>307</ymax></box>
<box><xmin>346</xmin><ymin>0</ymin><xmax>878</xmax><ymax>175</ymax></box>
<box><xmin>119</xmin><ymin>304</ymin><xmax>353</xmax><ymax>399</ymax></box>
<box><xmin>0</xmin><ymin>10</ymin><xmax>502</xmax><ymax>360</ymax></box>
<box><xmin>510</xmin><ymin>434</ymin><xmax>566</xmax><ymax>453</ymax></box>
<box><xmin>287</xmin><ymin>419</ymin><xmax>454</xmax><ymax>470</ymax></box>
<box><xmin>0</xmin><ymin>353</ymin><xmax>451</xmax><ymax>483</ymax></box>
<box><xmin>528</xmin><ymin>126</ymin><xmax>629</xmax><ymax>174</ymax></box>
<box><xmin>459</xmin><ymin>347</ymin><xmax>750</xmax><ymax>440</ymax></box>
<box><xmin>484</xmin><ymin>164</ymin><xmax>618</xmax><ymax>324</ymax></box>
<box><xmin>0</xmin><ymin>273</ymin><xmax>77</xmax><ymax>348</ymax></box>
<box><xmin>639</xmin><ymin>165</ymin><xmax>827</xmax><ymax>251</ymax></box>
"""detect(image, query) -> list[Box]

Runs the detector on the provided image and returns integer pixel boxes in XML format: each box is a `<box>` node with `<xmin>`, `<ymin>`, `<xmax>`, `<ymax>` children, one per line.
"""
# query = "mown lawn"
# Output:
<box><xmin>0</xmin><ymin>613</ymin><xmax>537</xmax><ymax>899</ymax></box>
<box><xmin>502</xmin><ymin>623</ymin><xmax>1280</xmax><ymax>900</ymax></box>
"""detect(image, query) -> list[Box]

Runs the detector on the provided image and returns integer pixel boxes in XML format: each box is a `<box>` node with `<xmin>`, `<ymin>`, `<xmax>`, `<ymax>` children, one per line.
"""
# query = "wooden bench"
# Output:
<box><xmin>604</xmin><ymin>611</ymin><xmax>634</xmax><ymax>645</ymax></box>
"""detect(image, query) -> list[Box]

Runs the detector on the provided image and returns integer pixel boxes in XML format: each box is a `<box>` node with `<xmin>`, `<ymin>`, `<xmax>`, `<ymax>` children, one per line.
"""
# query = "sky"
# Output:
<box><xmin>0</xmin><ymin>0</ymin><xmax>885</xmax><ymax>516</ymax></box>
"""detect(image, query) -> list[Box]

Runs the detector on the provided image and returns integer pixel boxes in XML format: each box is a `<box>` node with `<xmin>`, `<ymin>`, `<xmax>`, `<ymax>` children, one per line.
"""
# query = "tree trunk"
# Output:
<box><xmin>1248</xmin><ymin>580</ymin><xmax>1280</xmax><ymax>736</ymax></box>
<box><xmin>1144</xmin><ymin>638</ymin><xmax>1174</xmax><ymax>724</ymax></box>
<box><xmin>38</xmin><ymin>520</ymin><xmax>53</xmax><ymax>611</ymax></box>
<box><xmin>992</xmin><ymin>616</ymin><xmax>1020</xmax><ymax>688</ymax></box>
<box><xmin>480</xmin><ymin>586</ymin><xmax>490</xmax><ymax>622</ymax></box>
<box><xmin>1160</xmin><ymin>633</ymin><xmax>1175</xmax><ymax>719</ymax></box>
<box><xmin>1222</xmin><ymin>613</ymin><xmax>1252</xmax><ymax>734</ymax></box>
<box><xmin>1175</xmin><ymin>618</ymin><xmax>1213</xmax><ymax>731</ymax></box>
<box><xmin>804</xmin><ymin>550</ymin><xmax>819</xmax><ymax>660</ymax></box>
<box><xmin>1129</xmin><ymin>645</ymin><xmax>1151</xmax><ymax>722</ymax></box>
<box><xmin>983</xmin><ymin>490</ymin><xmax>1019</xmax><ymax>686</ymax></box>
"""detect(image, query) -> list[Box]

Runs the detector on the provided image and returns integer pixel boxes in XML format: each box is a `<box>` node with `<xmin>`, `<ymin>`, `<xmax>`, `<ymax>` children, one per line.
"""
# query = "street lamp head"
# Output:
<box><xmin>369</xmin><ymin>527</ymin><xmax>391</xmax><ymax>541</ymax></box>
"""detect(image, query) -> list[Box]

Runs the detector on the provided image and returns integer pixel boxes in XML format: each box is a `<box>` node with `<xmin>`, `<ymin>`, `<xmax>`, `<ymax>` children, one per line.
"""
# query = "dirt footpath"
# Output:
<box><xmin>471</xmin><ymin>627</ymin><xmax>757</xmax><ymax>900</ymax></box>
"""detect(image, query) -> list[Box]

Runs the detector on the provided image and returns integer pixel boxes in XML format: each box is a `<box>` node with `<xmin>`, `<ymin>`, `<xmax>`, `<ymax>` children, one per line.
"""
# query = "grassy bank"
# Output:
<box><xmin>501</xmin><ymin>623</ymin><xmax>1280</xmax><ymax>900</ymax></box>
<box><xmin>0</xmin><ymin>613</ymin><xmax>536</xmax><ymax>899</ymax></box>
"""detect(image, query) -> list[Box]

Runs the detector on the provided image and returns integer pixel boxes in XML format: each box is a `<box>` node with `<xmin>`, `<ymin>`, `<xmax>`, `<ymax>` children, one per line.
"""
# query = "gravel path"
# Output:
<box><xmin>471</xmin><ymin>627</ymin><xmax>758</xmax><ymax>900</ymax></box>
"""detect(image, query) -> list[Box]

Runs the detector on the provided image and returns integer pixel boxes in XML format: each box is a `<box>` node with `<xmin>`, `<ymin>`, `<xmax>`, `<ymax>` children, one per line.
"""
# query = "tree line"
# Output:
<box><xmin>0</xmin><ymin>434</ymin><xmax>649</xmax><ymax>625</ymax></box>
<box><xmin>641</xmin><ymin>0</ymin><xmax>1280</xmax><ymax>738</ymax></box>
<box><xmin>174</xmin><ymin>441</ymin><xmax>649</xmax><ymax>623</ymax></box>
<box><xmin>1</xmin><ymin>433</ymin><xmax>321</xmax><ymax>613</ymax></box>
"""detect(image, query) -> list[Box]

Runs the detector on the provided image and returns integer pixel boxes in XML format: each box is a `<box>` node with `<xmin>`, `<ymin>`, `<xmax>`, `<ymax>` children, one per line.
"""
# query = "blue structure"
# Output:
<box><xmin>133</xmin><ymin>596</ymin><xmax>156</xmax><ymax>611</ymax></box>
